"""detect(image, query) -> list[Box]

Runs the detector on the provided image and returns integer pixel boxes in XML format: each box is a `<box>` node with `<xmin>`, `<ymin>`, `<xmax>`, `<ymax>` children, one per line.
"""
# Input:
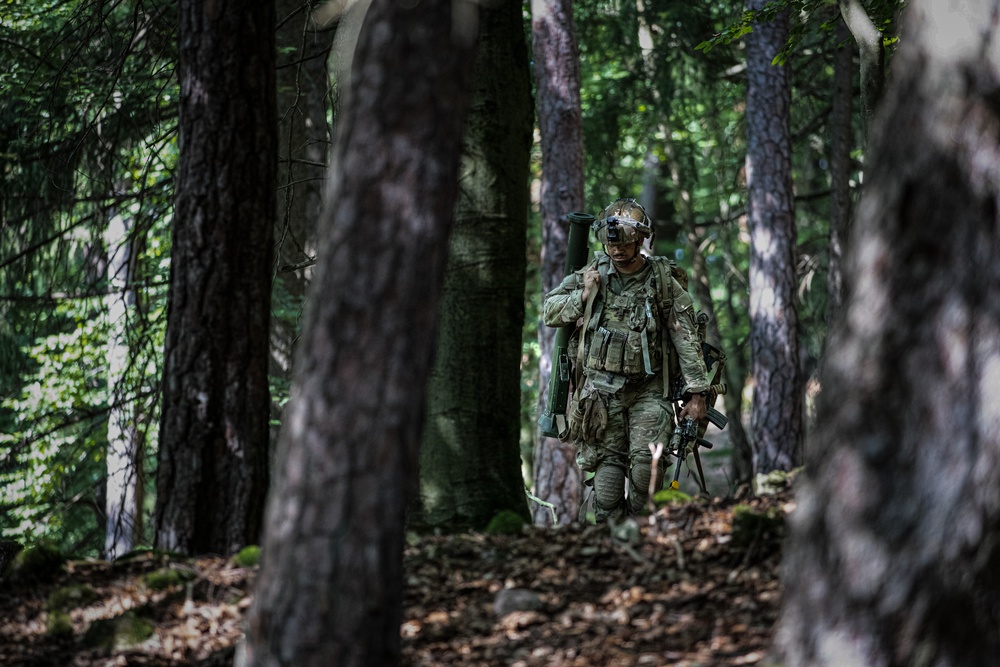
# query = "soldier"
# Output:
<box><xmin>542</xmin><ymin>198</ymin><xmax>712</xmax><ymax>522</ymax></box>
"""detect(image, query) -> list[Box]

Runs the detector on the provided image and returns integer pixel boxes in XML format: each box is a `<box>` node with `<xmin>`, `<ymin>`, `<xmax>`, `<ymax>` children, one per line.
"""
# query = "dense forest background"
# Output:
<box><xmin>1</xmin><ymin>0</ymin><xmax>885</xmax><ymax>557</ymax></box>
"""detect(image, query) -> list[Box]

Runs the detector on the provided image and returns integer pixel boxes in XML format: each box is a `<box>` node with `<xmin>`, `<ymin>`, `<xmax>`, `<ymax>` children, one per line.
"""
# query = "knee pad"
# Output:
<box><xmin>628</xmin><ymin>454</ymin><xmax>663</xmax><ymax>513</ymax></box>
<box><xmin>593</xmin><ymin>464</ymin><xmax>626</xmax><ymax>515</ymax></box>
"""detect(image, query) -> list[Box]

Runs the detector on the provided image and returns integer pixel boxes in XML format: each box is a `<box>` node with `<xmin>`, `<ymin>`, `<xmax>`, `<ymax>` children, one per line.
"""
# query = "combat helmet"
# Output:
<box><xmin>593</xmin><ymin>198</ymin><xmax>653</xmax><ymax>246</ymax></box>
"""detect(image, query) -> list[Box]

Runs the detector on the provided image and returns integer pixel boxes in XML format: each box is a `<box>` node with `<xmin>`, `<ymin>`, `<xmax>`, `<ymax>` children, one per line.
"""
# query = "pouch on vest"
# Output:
<box><xmin>604</xmin><ymin>331</ymin><xmax>626</xmax><ymax>374</ymax></box>
<box><xmin>586</xmin><ymin>328</ymin><xmax>608</xmax><ymax>369</ymax></box>
<box><xmin>622</xmin><ymin>331</ymin><xmax>644</xmax><ymax>376</ymax></box>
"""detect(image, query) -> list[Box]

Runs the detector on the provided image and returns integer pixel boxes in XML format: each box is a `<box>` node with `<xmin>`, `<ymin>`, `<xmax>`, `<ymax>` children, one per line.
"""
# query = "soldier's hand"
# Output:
<box><xmin>581</xmin><ymin>269</ymin><xmax>600</xmax><ymax>303</ymax></box>
<box><xmin>679</xmin><ymin>393</ymin><xmax>707</xmax><ymax>422</ymax></box>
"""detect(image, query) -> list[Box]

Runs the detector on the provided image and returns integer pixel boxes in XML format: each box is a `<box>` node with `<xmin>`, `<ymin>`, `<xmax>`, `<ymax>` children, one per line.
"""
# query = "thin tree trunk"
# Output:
<box><xmin>826</xmin><ymin>17</ymin><xmax>854</xmax><ymax>329</ymax></box>
<box><xmin>418</xmin><ymin>0</ymin><xmax>532</xmax><ymax>530</ymax></box>
<box><xmin>530</xmin><ymin>0</ymin><xmax>585</xmax><ymax>525</ymax></box>
<box><xmin>270</xmin><ymin>0</ymin><xmax>334</xmax><ymax>446</ymax></box>
<box><xmin>155</xmin><ymin>0</ymin><xmax>276</xmax><ymax>555</ymax></box>
<box><xmin>244</xmin><ymin>0</ymin><xmax>479</xmax><ymax>663</ymax></box>
<box><xmin>105</xmin><ymin>211</ymin><xmax>144</xmax><ymax>559</ymax></box>
<box><xmin>745</xmin><ymin>0</ymin><xmax>802</xmax><ymax>474</ymax></box>
<box><xmin>838</xmin><ymin>0</ymin><xmax>884</xmax><ymax>140</ymax></box>
<box><xmin>777</xmin><ymin>1</ymin><xmax>1000</xmax><ymax>663</ymax></box>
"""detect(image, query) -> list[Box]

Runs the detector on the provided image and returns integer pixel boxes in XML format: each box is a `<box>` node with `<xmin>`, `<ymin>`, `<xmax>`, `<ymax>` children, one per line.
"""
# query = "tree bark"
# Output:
<box><xmin>838</xmin><ymin>0</ymin><xmax>884</xmax><ymax>141</ymax></box>
<box><xmin>155</xmin><ymin>0</ymin><xmax>276</xmax><ymax>555</ymax></box>
<box><xmin>530</xmin><ymin>0</ymin><xmax>586</xmax><ymax>525</ymax></box>
<box><xmin>826</xmin><ymin>17</ymin><xmax>854</xmax><ymax>330</ymax></box>
<box><xmin>777</xmin><ymin>1</ymin><xmax>1000</xmax><ymax>664</ymax></box>
<box><xmin>243</xmin><ymin>0</ymin><xmax>479</xmax><ymax>663</ymax></box>
<box><xmin>105</xmin><ymin>210</ymin><xmax>144</xmax><ymax>559</ymax></box>
<box><xmin>745</xmin><ymin>0</ymin><xmax>802</xmax><ymax>474</ymax></box>
<box><xmin>418</xmin><ymin>0</ymin><xmax>532</xmax><ymax>530</ymax></box>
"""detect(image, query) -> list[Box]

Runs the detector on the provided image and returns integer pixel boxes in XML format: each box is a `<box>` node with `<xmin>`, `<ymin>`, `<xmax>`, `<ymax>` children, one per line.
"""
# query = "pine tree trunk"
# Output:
<box><xmin>418</xmin><ymin>0</ymin><xmax>532</xmax><ymax>529</ymax></box>
<box><xmin>530</xmin><ymin>0</ymin><xmax>586</xmax><ymax>525</ymax></box>
<box><xmin>777</xmin><ymin>1</ymin><xmax>1000</xmax><ymax>664</ymax></box>
<box><xmin>745</xmin><ymin>0</ymin><xmax>802</xmax><ymax>474</ymax></box>
<box><xmin>155</xmin><ymin>0</ymin><xmax>276</xmax><ymax>555</ymax></box>
<box><xmin>244</xmin><ymin>0</ymin><xmax>478</xmax><ymax>663</ymax></box>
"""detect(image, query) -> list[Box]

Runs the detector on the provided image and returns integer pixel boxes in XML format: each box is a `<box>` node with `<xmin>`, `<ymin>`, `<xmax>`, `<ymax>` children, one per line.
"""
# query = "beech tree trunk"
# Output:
<box><xmin>530</xmin><ymin>0</ymin><xmax>586</xmax><ymax>525</ymax></box>
<box><xmin>155</xmin><ymin>0</ymin><xmax>276</xmax><ymax>555</ymax></box>
<box><xmin>745</xmin><ymin>0</ymin><xmax>802</xmax><ymax>474</ymax></box>
<box><xmin>777</xmin><ymin>1</ymin><xmax>1000</xmax><ymax>664</ymax></box>
<box><xmin>243</xmin><ymin>0</ymin><xmax>478</xmax><ymax>663</ymax></box>
<box><xmin>418</xmin><ymin>0</ymin><xmax>532</xmax><ymax>530</ymax></box>
<box><xmin>105</xmin><ymin>211</ymin><xmax>144</xmax><ymax>559</ymax></box>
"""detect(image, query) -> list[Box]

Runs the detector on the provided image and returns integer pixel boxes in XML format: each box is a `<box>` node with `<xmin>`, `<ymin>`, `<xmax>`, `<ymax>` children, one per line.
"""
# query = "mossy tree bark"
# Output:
<box><xmin>243</xmin><ymin>0</ymin><xmax>479</xmax><ymax>663</ymax></box>
<box><xmin>417</xmin><ymin>0</ymin><xmax>533</xmax><ymax>530</ymax></box>
<box><xmin>154</xmin><ymin>0</ymin><xmax>276</xmax><ymax>556</ymax></box>
<box><xmin>777</xmin><ymin>0</ymin><xmax>1000</xmax><ymax>663</ymax></box>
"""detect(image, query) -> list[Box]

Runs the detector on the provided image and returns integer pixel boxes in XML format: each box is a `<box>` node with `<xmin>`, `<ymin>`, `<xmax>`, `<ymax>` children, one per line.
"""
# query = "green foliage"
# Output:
<box><xmin>232</xmin><ymin>545</ymin><xmax>262</xmax><ymax>568</ymax></box>
<box><xmin>1</xmin><ymin>0</ymin><xmax>177</xmax><ymax>556</ymax></box>
<box><xmin>485</xmin><ymin>510</ymin><xmax>527</xmax><ymax>535</ymax></box>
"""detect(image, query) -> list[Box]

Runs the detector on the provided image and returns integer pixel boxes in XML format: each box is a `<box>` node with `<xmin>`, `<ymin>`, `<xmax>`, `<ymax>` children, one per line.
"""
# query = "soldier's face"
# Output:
<box><xmin>608</xmin><ymin>242</ymin><xmax>640</xmax><ymax>264</ymax></box>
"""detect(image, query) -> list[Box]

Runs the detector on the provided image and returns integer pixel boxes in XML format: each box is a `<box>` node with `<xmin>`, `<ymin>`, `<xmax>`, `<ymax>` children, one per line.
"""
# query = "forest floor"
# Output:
<box><xmin>0</xmin><ymin>481</ymin><xmax>792</xmax><ymax>667</ymax></box>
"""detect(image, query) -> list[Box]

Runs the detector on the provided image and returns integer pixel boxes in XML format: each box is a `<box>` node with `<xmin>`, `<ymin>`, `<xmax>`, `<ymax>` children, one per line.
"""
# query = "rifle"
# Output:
<box><xmin>538</xmin><ymin>212</ymin><xmax>596</xmax><ymax>438</ymax></box>
<box><xmin>667</xmin><ymin>340</ymin><xmax>729</xmax><ymax>493</ymax></box>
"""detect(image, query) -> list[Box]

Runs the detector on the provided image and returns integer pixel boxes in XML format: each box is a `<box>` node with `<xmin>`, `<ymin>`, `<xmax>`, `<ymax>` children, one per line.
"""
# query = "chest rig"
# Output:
<box><xmin>581</xmin><ymin>254</ymin><xmax>674</xmax><ymax>380</ymax></box>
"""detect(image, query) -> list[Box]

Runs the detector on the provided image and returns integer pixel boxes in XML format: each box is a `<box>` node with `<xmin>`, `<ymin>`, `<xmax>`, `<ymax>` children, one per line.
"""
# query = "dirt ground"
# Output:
<box><xmin>0</xmin><ymin>484</ymin><xmax>790</xmax><ymax>667</ymax></box>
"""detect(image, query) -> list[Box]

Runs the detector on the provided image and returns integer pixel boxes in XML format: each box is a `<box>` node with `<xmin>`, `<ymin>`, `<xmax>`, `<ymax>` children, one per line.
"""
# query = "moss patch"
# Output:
<box><xmin>232</xmin><ymin>545</ymin><xmax>262</xmax><ymax>568</ymax></box>
<box><xmin>46</xmin><ymin>584</ymin><xmax>100</xmax><ymax>611</ymax></box>
<box><xmin>485</xmin><ymin>510</ymin><xmax>527</xmax><ymax>535</ymax></box>
<box><xmin>83</xmin><ymin>611</ymin><xmax>155</xmax><ymax>650</ymax></box>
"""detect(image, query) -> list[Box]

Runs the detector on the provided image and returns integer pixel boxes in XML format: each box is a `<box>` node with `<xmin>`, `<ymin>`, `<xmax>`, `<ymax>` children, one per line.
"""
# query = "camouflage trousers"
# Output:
<box><xmin>576</xmin><ymin>373</ymin><xmax>674</xmax><ymax>522</ymax></box>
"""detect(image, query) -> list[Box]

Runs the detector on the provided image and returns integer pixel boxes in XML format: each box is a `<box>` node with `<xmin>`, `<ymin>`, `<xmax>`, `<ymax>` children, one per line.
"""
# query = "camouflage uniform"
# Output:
<box><xmin>542</xmin><ymin>203</ymin><xmax>710</xmax><ymax>522</ymax></box>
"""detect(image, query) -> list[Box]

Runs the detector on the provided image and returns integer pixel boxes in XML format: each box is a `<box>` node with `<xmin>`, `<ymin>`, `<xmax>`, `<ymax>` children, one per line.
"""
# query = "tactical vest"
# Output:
<box><xmin>579</xmin><ymin>253</ymin><xmax>684</xmax><ymax>383</ymax></box>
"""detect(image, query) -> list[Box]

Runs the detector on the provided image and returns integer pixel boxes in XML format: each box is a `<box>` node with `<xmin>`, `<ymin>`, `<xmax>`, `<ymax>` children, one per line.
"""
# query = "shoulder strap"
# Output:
<box><xmin>647</xmin><ymin>257</ymin><xmax>678</xmax><ymax>399</ymax></box>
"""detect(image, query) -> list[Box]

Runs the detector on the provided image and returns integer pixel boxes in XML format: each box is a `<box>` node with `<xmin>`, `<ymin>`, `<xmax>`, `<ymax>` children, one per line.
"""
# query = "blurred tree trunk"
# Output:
<box><xmin>154</xmin><ymin>0</ymin><xmax>276</xmax><ymax>555</ymax></box>
<box><xmin>269</xmin><ymin>0</ymin><xmax>334</xmax><ymax>445</ymax></box>
<box><xmin>530</xmin><ymin>0</ymin><xmax>586</xmax><ymax>525</ymax></box>
<box><xmin>745</xmin><ymin>0</ymin><xmax>802</xmax><ymax>474</ymax></box>
<box><xmin>243</xmin><ymin>0</ymin><xmax>478</xmax><ymax>663</ymax></box>
<box><xmin>777</xmin><ymin>1</ymin><xmax>1000</xmax><ymax>664</ymax></box>
<box><xmin>418</xmin><ymin>0</ymin><xmax>532</xmax><ymax>530</ymax></box>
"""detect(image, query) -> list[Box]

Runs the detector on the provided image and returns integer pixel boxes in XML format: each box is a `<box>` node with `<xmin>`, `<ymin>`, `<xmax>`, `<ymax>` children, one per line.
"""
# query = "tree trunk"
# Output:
<box><xmin>838</xmin><ymin>0</ymin><xmax>884</xmax><ymax>141</ymax></box>
<box><xmin>826</xmin><ymin>17</ymin><xmax>854</xmax><ymax>329</ymax></box>
<box><xmin>105</xmin><ymin>210</ymin><xmax>144</xmax><ymax>559</ymax></box>
<box><xmin>777</xmin><ymin>1</ymin><xmax>1000</xmax><ymax>664</ymax></box>
<box><xmin>155</xmin><ymin>0</ymin><xmax>276</xmax><ymax>556</ymax></box>
<box><xmin>418</xmin><ymin>0</ymin><xmax>532</xmax><ymax>530</ymax></box>
<box><xmin>745</xmin><ymin>0</ymin><xmax>802</xmax><ymax>474</ymax></box>
<box><xmin>530</xmin><ymin>0</ymin><xmax>586</xmax><ymax>525</ymax></box>
<box><xmin>270</xmin><ymin>0</ymin><xmax>334</xmax><ymax>445</ymax></box>
<box><xmin>243</xmin><ymin>0</ymin><xmax>478</xmax><ymax>663</ymax></box>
